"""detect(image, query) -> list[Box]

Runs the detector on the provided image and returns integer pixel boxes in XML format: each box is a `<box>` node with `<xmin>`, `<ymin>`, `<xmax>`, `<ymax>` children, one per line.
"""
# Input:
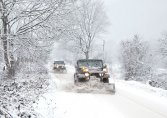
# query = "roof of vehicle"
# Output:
<box><xmin>77</xmin><ymin>59</ymin><xmax>103</xmax><ymax>63</ymax></box>
<box><xmin>76</xmin><ymin>59</ymin><xmax>104</xmax><ymax>68</ymax></box>
<box><xmin>54</xmin><ymin>61</ymin><xmax>65</xmax><ymax>64</ymax></box>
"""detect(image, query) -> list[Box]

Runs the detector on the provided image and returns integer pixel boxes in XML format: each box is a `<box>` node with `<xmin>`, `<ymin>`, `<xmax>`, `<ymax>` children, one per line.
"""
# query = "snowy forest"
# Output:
<box><xmin>0</xmin><ymin>0</ymin><xmax>167</xmax><ymax>117</ymax></box>
<box><xmin>120</xmin><ymin>34</ymin><xmax>167</xmax><ymax>89</ymax></box>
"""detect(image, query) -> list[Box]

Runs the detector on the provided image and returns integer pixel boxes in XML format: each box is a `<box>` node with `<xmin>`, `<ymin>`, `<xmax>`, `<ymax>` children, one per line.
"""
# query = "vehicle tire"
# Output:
<box><xmin>103</xmin><ymin>78</ymin><xmax>109</xmax><ymax>83</ymax></box>
<box><xmin>74</xmin><ymin>74</ymin><xmax>78</xmax><ymax>84</ymax></box>
<box><xmin>112</xmin><ymin>84</ymin><xmax>116</xmax><ymax>94</ymax></box>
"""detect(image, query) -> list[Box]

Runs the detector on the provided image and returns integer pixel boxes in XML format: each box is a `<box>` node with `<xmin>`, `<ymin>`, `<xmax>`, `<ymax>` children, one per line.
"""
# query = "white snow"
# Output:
<box><xmin>34</xmin><ymin>65</ymin><xmax>167</xmax><ymax>118</ymax></box>
<box><xmin>116</xmin><ymin>80</ymin><xmax>167</xmax><ymax>118</ymax></box>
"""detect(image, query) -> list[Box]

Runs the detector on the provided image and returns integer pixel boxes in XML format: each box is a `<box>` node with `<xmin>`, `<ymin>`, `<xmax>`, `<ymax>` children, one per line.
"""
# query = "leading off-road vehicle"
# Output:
<box><xmin>74</xmin><ymin>59</ymin><xmax>115</xmax><ymax>93</ymax></box>
<box><xmin>53</xmin><ymin>61</ymin><xmax>67</xmax><ymax>73</ymax></box>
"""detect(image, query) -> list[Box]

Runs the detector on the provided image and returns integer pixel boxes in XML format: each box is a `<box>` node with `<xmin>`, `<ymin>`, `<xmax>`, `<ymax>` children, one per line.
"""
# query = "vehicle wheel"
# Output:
<box><xmin>74</xmin><ymin>74</ymin><xmax>78</xmax><ymax>84</ymax></box>
<box><xmin>112</xmin><ymin>84</ymin><xmax>116</xmax><ymax>94</ymax></box>
<box><xmin>103</xmin><ymin>78</ymin><xmax>109</xmax><ymax>83</ymax></box>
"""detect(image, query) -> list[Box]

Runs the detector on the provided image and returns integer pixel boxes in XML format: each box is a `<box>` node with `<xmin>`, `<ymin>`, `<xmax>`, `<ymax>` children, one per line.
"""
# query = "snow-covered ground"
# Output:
<box><xmin>34</xmin><ymin>65</ymin><xmax>167</xmax><ymax>118</ymax></box>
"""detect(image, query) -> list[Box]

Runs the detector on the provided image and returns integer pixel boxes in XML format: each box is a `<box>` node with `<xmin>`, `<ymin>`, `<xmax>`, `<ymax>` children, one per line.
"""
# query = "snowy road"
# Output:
<box><xmin>35</xmin><ymin>65</ymin><xmax>167</xmax><ymax>118</ymax></box>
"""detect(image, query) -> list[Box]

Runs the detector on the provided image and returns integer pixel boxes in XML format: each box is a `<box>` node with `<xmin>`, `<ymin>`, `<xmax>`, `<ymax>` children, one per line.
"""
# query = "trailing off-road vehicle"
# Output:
<box><xmin>74</xmin><ymin>59</ymin><xmax>115</xmax><ymax>93</ymax></box>
<box><xmin>53</xmin><ymin>61</ymin><xmax>67</xmax><ymax>73</ymax></box>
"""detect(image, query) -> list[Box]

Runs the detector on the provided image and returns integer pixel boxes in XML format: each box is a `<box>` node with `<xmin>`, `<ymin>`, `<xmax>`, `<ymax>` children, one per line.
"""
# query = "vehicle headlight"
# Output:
<box><xmin>103</xmin><ymin>68</ymin><xmax>107</xmax><ymax>72</ymax></box>
<box><xmin>82</xmin><ymin>67</ymin><xmax>88</xmax><ymax>72</ymax></box>
<box><xmin>99</xmin><ymin>73</ymin><xmax>103</xmax><ymax>76</ymax></box>
<box><xmin>84</xmin><ymin>68</ymin><xmax>88</xmax><ymax>72</ymax></box>
<box><xmin>85</xmin><ymin>73</ymin><xmax>89</xmax><ymax>77</ymax></box>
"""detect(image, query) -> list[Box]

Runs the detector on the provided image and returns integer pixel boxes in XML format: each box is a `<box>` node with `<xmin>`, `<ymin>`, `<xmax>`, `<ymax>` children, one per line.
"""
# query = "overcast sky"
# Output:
<box><xmin>103</xmin><ymin>0</ymin><xmax>167</xmax><ymax>59</ymax></box>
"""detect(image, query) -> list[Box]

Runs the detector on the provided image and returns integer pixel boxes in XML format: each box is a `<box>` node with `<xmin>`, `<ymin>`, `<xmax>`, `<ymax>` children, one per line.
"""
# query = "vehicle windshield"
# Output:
<box><xmin>78</xmin><ymin>60</ymin><xmax>103</xmax><ymax>69</ymax></box>
<box><xmin>54</xmin><ymin>61</ymin><xmax>65</xmax><ymax>65</ymax></box>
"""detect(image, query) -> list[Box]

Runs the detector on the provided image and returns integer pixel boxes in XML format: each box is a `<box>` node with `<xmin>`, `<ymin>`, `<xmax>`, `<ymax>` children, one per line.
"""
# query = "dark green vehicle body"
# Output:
<box><xmin>53</xmin><ymin>61</ymin><xmax>67</xmax><ymax>73</ymax></box>
<box><xmin>74</xmin><ymin>59</ymin><xmax>110</xmax><ymax>83</ymax></box>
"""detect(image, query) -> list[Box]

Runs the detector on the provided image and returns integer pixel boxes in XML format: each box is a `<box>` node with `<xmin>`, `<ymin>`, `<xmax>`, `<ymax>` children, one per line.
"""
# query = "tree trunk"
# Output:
<box><xmin>85</xmin><ymin>51</ymin><xmax>89</xmax><ymax>59</ymax></box>
<box><xmin>2</xmin><ymin>16</ymin><xmax>10</xmax><ymax>70</ymax></box>
<box><xmin>1</xmin><ymin>13</ymin><xmax>15</xmax><ymax>76</ymax></box>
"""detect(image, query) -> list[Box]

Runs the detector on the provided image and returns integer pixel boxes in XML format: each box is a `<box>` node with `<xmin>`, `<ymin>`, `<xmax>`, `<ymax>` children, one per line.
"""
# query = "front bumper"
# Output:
<box><xmin>53</xmin><ymin>67</ymin><xmax>66</xmax><ymax>70</ymax></box>
<box><xmin>77</xmin><ymin>73</ymin><xmax>89</xmax><ymax>78</ymax></box>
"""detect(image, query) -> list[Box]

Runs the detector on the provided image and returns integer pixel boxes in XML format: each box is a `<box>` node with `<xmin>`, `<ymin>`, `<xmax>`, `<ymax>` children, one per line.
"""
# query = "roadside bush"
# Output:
<box><xmin>120</xmin><ymin>35</ymin><xmax>153</xmax><ymax>81</ymax></box>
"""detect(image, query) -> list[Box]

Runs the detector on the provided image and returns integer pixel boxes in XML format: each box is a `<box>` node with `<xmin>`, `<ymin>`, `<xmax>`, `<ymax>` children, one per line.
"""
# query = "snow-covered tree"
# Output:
<box><xmin>0</xmin><ymin>0</ymin><xmax>76</xmax><ymax>116</ymax></box>
<box><xmin>0</xmin><ymin>0</ymin><xmax>74</xmax><ymax>76</ymax></box>
<box><xmin>120</xmin><ymin>35</ymin><xmax>152</xmax><ymax>81</ymax></box>
<box><xmin>159</xmin><ymin>34</ymin><xmax>167</xmax><ymax>67</ymax></box>
<box><xmin>64</xmin><ymin>0</ymin><xmax>108</xmax><ymax>59</ymax></box>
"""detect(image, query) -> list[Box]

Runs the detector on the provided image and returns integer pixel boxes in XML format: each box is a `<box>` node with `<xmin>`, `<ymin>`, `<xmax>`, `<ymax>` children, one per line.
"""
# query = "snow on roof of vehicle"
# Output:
<box><xmin>77</xmin><ymin>59</ymin><xmax>103</xmax><ymax>62</ymax></box>
<box><xmin>77</xmin><ymin>59</ymin><xmax>103</xmax><ymax>68</ymax></box>
<box><xmin>54</xmin><ymin>61</ymin><xmax>65</xmax><ymax>64</ymax></box>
